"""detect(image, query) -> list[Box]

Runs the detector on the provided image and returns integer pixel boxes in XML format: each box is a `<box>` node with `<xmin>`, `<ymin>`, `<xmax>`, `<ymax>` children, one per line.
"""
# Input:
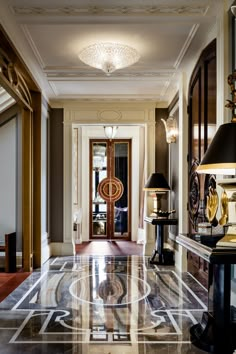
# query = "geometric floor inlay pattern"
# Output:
<box><xmin>0</xmin><ymin>255</ymin><xmax>208</xmax><ymax>353</ymax></box>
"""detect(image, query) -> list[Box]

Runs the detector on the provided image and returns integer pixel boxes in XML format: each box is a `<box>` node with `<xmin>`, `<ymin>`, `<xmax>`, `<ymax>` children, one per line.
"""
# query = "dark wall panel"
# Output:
<box><xmin>155</xmin><ymin>108</ymin><xmax>169</xmax><ymax>211</ymax></box>
<box><xmin>50</xmin><ymin>108</ymin><xmax>63</xmax><ymax>242</ymax></box>
<box><xmin>155</xmin><ymin>108</ymin><xmax>168</xmax><ymax>176</ymax></box>
<box><xmin>169</xmin><ymin>107</ymin><xmax>179</xmax><ymax>237</ymax></box>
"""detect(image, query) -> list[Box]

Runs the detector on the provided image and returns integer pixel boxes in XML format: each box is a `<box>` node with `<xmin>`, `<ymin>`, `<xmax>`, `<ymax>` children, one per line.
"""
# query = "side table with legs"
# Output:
<box><xmin>144</xmin><ymin>217</ymin><xmax>178</xmax><ymax>265</ymax></box>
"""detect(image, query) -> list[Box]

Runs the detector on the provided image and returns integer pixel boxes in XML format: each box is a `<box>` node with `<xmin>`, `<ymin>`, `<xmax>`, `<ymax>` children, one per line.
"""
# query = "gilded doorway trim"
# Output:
<box><xmin>0</xmin><ymin>25</ymin><xmax>41</xmax><ymax>271</ymax></box>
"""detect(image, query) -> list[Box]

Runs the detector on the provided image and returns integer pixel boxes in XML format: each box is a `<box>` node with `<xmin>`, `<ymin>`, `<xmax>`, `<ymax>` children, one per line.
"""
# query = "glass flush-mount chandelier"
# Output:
<box><xmin>78</xmin><ymin>42</ymin><xmax>140</xmax><ymax>75</ymax></box>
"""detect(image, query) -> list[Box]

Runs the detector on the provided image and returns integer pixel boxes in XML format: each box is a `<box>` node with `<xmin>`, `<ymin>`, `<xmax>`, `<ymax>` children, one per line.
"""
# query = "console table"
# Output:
<box><xmin>176</xmin><ymin>233</ymin><xmax>236</xmax><ymax>354</ymax></box>
<box><xmin>144</xmin><ymin>216</ymin><xmax>177</xmax><ymax>265</ymax></box>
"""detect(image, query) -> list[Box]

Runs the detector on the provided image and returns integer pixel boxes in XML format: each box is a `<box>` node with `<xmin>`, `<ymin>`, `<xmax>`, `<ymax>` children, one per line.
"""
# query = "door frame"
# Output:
<box><xmin>0</xmin><ymin>26</ymin><xmax>42</xmax><ymax>271</ymax></box>
<box><xmin>63</xmin><ymin>101</ymin><xmax>156</xmax><ymax>255</ymax></box>
<box><xmin>79</xmin><ymin>125</ymin><xmax>142</xmax><ymax>243</ymax></box>
<box><xmin>89</xmin><ymin>138</ymin><xmax>132</xmax><ymax>241</ymax></box>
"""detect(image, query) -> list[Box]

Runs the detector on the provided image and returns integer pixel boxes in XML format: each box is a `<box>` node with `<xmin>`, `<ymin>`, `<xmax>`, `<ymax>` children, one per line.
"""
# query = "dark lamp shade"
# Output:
<box><xmin>197</xmin><ymin>122</ymin><xmax>236</xmax><ymax>175</ymax></box>
<box><xmin>143</xmin><ymin>173</ymin><xmax>170</xmax><ymax>191</ymax></box>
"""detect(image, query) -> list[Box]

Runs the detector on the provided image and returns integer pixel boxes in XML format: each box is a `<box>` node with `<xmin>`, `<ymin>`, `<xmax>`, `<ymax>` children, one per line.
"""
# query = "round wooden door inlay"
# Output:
<box><xmin>98</xmin><ymin>176</ymin><xmax>124</xmax><ymax>202</ymax></box>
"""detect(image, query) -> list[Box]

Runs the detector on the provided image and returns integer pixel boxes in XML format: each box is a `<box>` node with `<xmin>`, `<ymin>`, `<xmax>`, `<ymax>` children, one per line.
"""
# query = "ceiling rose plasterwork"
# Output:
<box><xmin>97</xmin><ymin>109</ymin><xmax>122</xmax><ymax>121</ymax></box>
<box><xmin>11</xmin><ymin>6</ymin><xmax>209</xmax><ymax>17</ymax></box>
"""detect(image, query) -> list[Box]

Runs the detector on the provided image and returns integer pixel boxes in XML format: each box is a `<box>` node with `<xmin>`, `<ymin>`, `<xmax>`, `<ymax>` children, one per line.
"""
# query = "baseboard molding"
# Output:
<box><xmin>41</xmin><ymin>232</ymin><xmax>51</xmax><ymax>265</ymax></box>
<box><xmin>0</xmin><ymin>237</ymin><xmax>73</xmax><ymax>268</ymax></box>
<box><xmin>137</xmin><ymin>227</ymin><xmax>145</xmax><ymax>244</ymax></box>
<box><xmin>169</xmin><ymin>231</ymin><xmax>176</xmax><ymax>241</ymax></box>
<box><xmin>143</xmin><ymin>242</ymin><xmax>153</xmax><ymax>257</ymax></box>
<box><xmin>50</xmin><ymin>242</ymin><xmax>74</xmax><ymax>256</ymax></box>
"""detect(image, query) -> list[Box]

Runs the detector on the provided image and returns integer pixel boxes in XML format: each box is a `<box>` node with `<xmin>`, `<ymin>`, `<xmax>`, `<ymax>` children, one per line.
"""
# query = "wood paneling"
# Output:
<box><xmin>49</xmin><ymin>109</ymin><xmax>64</xmax><ymax>243</ymax></box>
<box><xmin>22</xmin><ymin>108</ymin><xmax>33</xmax><ymax>271</ymax></box>
<box><xmin>32</xmin><ymin>92</ymin><xmax>42</xmax><ymax>268</ymax></box>
<box><xmin>0</xmin><ymin>25</ymin><xmax>42</xmax><ymax>272</ymax></box>
<box><xmin>187</xmin><ymin>39</ymin><xmax>216</xmax><ymax>284</ymax></box>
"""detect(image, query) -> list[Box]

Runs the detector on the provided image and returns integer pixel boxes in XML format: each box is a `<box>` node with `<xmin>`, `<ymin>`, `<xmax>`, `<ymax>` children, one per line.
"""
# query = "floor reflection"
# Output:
<box><xmin>0</xmin><ymin>256</ymin><xmax>208</xmax><ymax>353</ymax></box>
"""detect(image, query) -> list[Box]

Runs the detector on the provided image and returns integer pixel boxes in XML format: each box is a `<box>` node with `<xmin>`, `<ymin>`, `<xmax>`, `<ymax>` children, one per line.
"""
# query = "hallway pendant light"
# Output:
<box><xmin>197</xmin><ymin>71</ymin><xmax>236</xmax><ymax>175</ymax></box>
<box><xmin>231</xmin><ymin>5</ymin><xmax>236</xmax><ymax>16</ymax></box>
<box><xmin>104</xmin><ymin>126</ymin><xmax>118</xmax><ymax>140</ymax></box>
<box><xmin>78</xmin><ymin>42</ymin><xmax>140</xmax><ymax>75</ymax></box>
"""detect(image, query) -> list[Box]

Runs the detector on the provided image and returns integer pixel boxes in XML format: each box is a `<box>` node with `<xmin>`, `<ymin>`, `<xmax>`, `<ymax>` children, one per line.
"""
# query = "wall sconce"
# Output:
<box><xmin>197</xmin><ymin>71</ymin><xmax>236</xmax><ymax>175</ymax></box>
<box><xmin>231</xmin><ymin>5</ymin><xmax>236</xmax><ymax>16</ymax></box>
<box><xmin>161</xmin><ymin>116</ymin><xmax>178</xmax><ymax>144</ymax></box>
<box><xmin>104</xmin><ymin>126</ymin><xmax>118</xmax><ymax>140</ymax></box>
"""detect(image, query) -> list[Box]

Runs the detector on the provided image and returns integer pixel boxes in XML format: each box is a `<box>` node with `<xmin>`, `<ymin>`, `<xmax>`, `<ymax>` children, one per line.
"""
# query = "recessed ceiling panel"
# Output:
<box><xmin>50</xmin><ymin>79</ymin><xmax>166</xmax><ymax>96</ymax></box>
<box><xmin>24</xmin><ymin>23</ymin><xmax>194</xmax><ymax>71</ymax></box>
<box><xmin>0</xmin><ymin>0</ymin><xmax>220</xmax><ymax>102</ymax></box>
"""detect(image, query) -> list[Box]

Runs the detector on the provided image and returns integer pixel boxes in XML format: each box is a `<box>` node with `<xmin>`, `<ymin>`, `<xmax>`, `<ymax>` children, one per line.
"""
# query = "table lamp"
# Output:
<box><xmin>197</xmin><ymin>71</ymin><xmax>236</xmax><ymax>175</ymax></box>
<box><xmin>143</xmin><ymin>173</ymin><xmax>170</xmax><ymax>213</ymax></box>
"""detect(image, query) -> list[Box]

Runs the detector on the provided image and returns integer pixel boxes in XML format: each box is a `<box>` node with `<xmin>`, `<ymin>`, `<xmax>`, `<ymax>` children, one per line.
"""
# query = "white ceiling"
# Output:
<box><xmin>0</xmin><ymin>0</ymin><xmax>223</xmax><ymax>104</ymax></box>
<box><xmin>0</xmin><ymin>86</ymin><xmax>16</xmax><ymax>113</ymax></box>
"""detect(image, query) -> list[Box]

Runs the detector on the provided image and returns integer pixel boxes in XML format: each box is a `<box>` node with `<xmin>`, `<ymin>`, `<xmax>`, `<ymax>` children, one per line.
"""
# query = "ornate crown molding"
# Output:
<box><xmin>45</xmin><ymin>70</ymin><xmax>175</xmax><ymax>79</ymax></box>
<box><xmin>50</xmin><ymin>97</ymin><xmax>161</xmax><ymax>107</ymax></box>
<box><xmin>174</xmin><ymin>24</ymin><xmax>199</xmax><ymax>69</ymax></box>
<box><xmin>11</xmin><ymin>6</ymin><xmax>208</xmax><ymax>17</ymax></box>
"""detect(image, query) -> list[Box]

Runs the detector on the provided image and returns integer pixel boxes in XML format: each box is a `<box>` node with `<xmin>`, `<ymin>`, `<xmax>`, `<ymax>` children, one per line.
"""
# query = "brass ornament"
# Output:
<box><xmin>219</xmin><ymin>190</ymin><xmax>229</xmax><ymax>226</ymax></box>
<box><xmin>206</xmin><ymin>186</ymin><xmax>218</xmax><ymax>226</ymax></box>
<box><xmin>98</xmin><ymin>176</ymin><xmax>124</xmax><ymax>202</ymax></box>
<box><xmin>189</xmin><ymin>160</ymin><xmax>200</xmax><ymax>227</ymax></box>
<box><xmin>226</xmin><ymin>70</ymin><xmax>236</xmax><ymax>121</ymax></box>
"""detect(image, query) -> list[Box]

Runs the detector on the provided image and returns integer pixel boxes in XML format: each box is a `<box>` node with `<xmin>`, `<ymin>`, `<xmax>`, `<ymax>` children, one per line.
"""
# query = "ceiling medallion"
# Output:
<box><xmin>78</xmin><ymin>42</ymin><xmax>140</xmax><ymax>75</ymax></box>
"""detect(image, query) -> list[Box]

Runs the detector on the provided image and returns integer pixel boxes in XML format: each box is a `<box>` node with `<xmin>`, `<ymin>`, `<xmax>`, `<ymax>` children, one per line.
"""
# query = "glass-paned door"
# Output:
<box><xmin>90</xmin><ymin>139</ymin><xmax>131</xmax><ymax>240</ymax></box>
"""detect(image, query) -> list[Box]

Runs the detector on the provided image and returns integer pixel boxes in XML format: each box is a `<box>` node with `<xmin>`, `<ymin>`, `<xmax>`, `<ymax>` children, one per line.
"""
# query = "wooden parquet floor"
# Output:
<box><xmin>76</xmin><ymin>241</ymin><xmax>144</xmax><ymax>256</ymax></box>
<box><xmin>0</xmin><ymin>271</ymin><xmax>30</xmax><ymax>302</ymax></box>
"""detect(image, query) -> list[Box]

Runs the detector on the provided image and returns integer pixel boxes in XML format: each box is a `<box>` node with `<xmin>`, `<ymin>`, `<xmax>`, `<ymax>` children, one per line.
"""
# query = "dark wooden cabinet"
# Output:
<box><xmin>177</xmin><ymin>233</ymin><xmax>236</xmax><ymax>354</ymax></box>
<box><xmin>187</xmin><ymin>39</ymin><xmax>216</xmax><ymax>285</ymax></box>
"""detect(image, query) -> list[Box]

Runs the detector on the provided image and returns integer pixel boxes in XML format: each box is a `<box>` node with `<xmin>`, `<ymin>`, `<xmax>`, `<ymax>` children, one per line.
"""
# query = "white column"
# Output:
<box><xmin>175</xmin><ymin>72</ymin><xmax>188</xmax><ymax>271</ymax></box>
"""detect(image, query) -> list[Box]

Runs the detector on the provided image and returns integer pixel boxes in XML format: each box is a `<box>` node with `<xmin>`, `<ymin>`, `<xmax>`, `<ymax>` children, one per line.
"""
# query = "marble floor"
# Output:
<box><xmin>0</xmin><ymin>256</ymin><xmax>209</xmax><ymax>353</ymax></box>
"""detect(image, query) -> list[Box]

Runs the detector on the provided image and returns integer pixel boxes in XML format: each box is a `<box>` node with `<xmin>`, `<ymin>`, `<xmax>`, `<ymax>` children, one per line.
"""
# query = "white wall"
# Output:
<box><xmin>0</xmin><ymin>118</ymin><xmax>16</xmax><ymax>237</ymax></box>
